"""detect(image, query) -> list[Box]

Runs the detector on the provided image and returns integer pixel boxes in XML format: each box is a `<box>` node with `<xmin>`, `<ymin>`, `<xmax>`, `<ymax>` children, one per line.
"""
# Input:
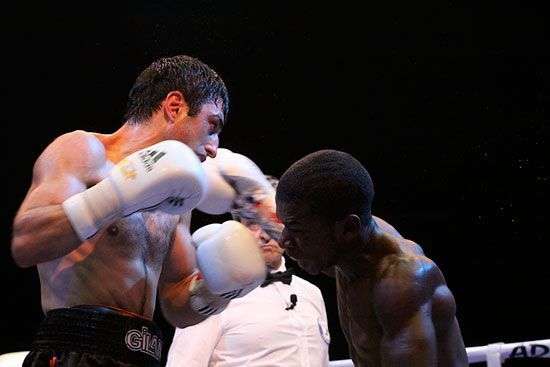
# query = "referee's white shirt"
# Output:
<box><xmin>166</xmin><ymin>259</ymin><xmax>330</xmax><ymax>367</ymax></box>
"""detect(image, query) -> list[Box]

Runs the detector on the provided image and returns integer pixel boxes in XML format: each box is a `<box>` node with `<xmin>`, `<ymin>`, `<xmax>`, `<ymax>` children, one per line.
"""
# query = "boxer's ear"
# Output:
<box><xmin>334</xmin><ymin>214</ymin><xmax>361</xmax><ymax>245</ymax></box>
<box><xmin>163</xmin><ymin>91</ymin><xmax>189</xmax><ymax>123</ymax></box>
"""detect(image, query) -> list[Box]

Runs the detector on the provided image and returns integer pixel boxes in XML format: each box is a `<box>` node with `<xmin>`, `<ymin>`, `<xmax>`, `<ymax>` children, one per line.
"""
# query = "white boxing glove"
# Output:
<box><xmin>196</xmin><ymin>155</ymin><xmax>237</xmax><ymax>214</ymax></box>
<box><xmin>197</xmin><ymin>148</ymin><xmax>283</xmax><ymax>240</ymax></box>
<box><xmin>62</xmin><ymin>140</ymin><xmax>206</xmax><ymax>240</ymax></box>
<box><xmin>187</xmin><ymin>272</ymin><xmax>232</xmax><ymax>316</ymax></box>
<box><xmin>189</xmin><ymin>220</ymin><xmax>267</xmax><ymax>316</ymax></box>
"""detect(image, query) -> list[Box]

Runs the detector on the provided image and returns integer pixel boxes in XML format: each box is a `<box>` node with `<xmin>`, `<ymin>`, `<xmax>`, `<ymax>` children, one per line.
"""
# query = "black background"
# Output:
<box><xmin>1</xmin><ymin>2</ymin><xmax>548</xmax><ymax>366</ymax></box>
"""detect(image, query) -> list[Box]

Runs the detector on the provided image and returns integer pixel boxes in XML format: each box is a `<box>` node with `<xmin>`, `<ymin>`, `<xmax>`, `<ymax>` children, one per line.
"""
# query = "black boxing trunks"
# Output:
<box><xmin>23</xmin><ymin>305</ymin><xmax>163</xmax><ymax>367</ymax></box>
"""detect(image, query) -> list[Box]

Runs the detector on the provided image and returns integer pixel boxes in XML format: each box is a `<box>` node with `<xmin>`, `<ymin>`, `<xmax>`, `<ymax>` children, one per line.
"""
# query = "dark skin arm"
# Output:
<box><xmin>373</xmin><ymin>257</ymin><xmax>439</xmax><ymax>367</ymax></box>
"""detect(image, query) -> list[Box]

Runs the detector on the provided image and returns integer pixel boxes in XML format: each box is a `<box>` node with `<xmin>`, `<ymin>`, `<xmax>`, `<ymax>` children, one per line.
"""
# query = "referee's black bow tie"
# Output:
<box><xmin>261</xmin><ymin>269</ymin><xmax>294</xmax><ymax>287</ymax></box>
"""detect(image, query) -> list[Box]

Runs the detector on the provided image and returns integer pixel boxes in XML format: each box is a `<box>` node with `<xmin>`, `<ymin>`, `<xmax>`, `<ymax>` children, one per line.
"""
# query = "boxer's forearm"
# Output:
<box><xmin>381</xmin><ymin>338</ymin><xmax>437</xmax><ymax>367</ymax></box>
<box><xmin>12</xmin><ymin>204</ymin><xmax>84</xmax><ymax>267</ymax></box>
<box><xmin>380</xmin><ymin>319</ymin><xmax>437</xmax><ymax>367</ymax></box>
<box><xmin>159</xmin><ymin>276</ymin><xmax>207</xmax><ymax>328</ymax></box>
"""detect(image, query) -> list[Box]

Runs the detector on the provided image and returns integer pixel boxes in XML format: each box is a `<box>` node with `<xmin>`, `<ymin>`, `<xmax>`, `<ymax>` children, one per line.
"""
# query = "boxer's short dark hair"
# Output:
<box><xmin>277</xmin><ymin>150</ymin><xmax>374</xmax><ymax>223</ymax></box>
<box><xmin>125</xmin><ymin>55</ymin><xmax>229</xmax><ymax>123</ymax></box>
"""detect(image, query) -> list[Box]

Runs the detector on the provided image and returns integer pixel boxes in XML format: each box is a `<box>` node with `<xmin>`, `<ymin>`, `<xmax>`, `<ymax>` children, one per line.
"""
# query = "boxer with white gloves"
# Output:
<box><xmin>188</xmin><ymin>220</ymin><xmax>267</xmax><ymax>315</ymax></box>
<box><xmin>11</xmin><ymin>55</ymin><xmax>232</xmax><ymax>367</ymax></box>
<box><xmin>63</xmin><ymin>140</ymin><xmax>207</xmax><ymax>241</ymax></box>
<box><xmin>197</xmin><ymin>148</ymin><xmax>283</xmax><ymax>241</ymax></box>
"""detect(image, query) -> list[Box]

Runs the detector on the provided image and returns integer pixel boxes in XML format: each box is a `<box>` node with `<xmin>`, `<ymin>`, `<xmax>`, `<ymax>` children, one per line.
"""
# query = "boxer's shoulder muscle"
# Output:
<box><xmin>377</xmin><ymin>254</ymin><xmax>457</xmax><ymax>330</ymax></box>
<box><xmin>377</xmin><ymin>254</ymin><xmax>437</xmax><ymax>283</ymax></box>
<box><xmin>400</xmin><ymin>238</ymin><xmax>425</xmax><ymax>256</ymax></box>
<box><xmin>373</xmin><ymin>216</ymin><xmax>402</xmax><ymax>238</ymax></box>
<box><xmin>35</xmin><ymin>130</ymin><xmax>108</xmax><ymax>180</ymax></box>
<box><xmin>374</xmin><ymin>255</ymin><xmax>438</xmax><ymax>311</ymax></box>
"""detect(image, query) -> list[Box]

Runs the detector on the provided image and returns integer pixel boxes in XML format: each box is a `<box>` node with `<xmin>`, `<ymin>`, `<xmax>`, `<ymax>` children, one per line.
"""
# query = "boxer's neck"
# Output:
<box><xmin>336</xmin><ymin>218</ymin><xmax>377</xmax><ymax>280</ymax></box>
<box><xmin>105</xmin><ymin>117</ymin><xmax>169</xmax><ymax>161</ymax></box>
<box><xmin>336</xmin><ymin>218</ymin><xmax>402</xmax><ymax>281</ymax></box>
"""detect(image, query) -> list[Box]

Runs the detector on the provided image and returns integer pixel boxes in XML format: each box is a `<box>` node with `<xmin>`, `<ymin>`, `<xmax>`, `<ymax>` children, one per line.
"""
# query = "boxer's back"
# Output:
<box><xmin>336</xmin><ymin>235</ymin><xmax>467</xmax><ymax>366</ymax></box>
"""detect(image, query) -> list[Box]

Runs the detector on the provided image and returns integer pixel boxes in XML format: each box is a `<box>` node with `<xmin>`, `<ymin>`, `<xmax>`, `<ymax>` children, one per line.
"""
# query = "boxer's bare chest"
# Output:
<box><xmin>100</xmin><ymin>211</ymin><xmax>179</xmax><ymax>270</ymax></box>
<box><xmin>39</xmin><ymin>211</ymin><xmax>181</xmax><ymax>314</ymax></box>
<box><xmin>90</xmin><ymin>157</ymin><xmax>180</xmax><ymax>269</ymax></box>
<box><xmin>336</xmin><ymin>272</ymin><xmax>382</xmax><ymax>364</ymax></box>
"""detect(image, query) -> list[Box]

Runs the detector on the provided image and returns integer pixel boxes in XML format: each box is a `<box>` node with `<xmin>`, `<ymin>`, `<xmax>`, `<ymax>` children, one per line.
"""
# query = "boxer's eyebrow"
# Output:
<box><xmin>214</xmin><ymin>114</ymin><xmax>225</xmax><ymax>131</ymax></box>
<box><xmin>209</xmin><ymin>114</ymin><xmax>224</xmax><ymax>134</ymax></box>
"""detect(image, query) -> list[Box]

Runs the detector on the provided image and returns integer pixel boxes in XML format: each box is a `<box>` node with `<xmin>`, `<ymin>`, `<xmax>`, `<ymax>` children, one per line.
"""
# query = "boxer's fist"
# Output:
<box><xmin>188</xmin><ymin>220</ymin><xmax>266</xmax><ymax>315</ymax></box>
<box><xmin>188</xmin><ymin>272</ymin><xmax>231</xmax><ymax>316</ymax></box>
<box><xmin>211</xmin><ymin>148</ymin><xmax>275</xmax><ymax>198</ymax></box>
<box><xmin>63</xmin><ymin>140</ymin><xmax>206</xmax><ymax>240</ymax></box>
<box><xmin>107</xmin><ymin>140</ymin><xmax>206</xmax><ymax>215</ymax></box>
<box><xmin>197</xmin><ymin>148</ymin><xmax>283</xmax><ymax>240</ymax></box>
<box><xmin>195</xmin><ymin>154</ymin><xmax>237</xmax><ymax>214</ymax></box>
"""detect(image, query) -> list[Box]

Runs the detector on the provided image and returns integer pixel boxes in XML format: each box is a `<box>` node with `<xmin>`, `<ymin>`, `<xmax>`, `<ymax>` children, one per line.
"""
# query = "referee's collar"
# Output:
<box><xmin>269</xmin><ymin>256</ymin><xmax>287</xmax><ymax>273</ymax></box>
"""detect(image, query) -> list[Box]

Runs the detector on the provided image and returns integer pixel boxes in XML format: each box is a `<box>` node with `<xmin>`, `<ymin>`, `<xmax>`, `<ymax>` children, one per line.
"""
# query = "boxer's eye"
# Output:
<box><xmin>208</xmin><ymin>117</ymin><xmax>223</xmax><ymax>135</ymax></box>
<box><xmin>208</xmin><ymin>122</ymin><xmax>217</xmax><ymax>134</ymax></box>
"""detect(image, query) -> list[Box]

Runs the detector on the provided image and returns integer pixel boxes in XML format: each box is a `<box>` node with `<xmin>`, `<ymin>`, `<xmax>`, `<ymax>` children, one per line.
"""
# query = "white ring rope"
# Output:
<box><xmin>327</xmin><ymin>339</ymin><xmax>550</xmax><ymax>367</ymax></box>
<box><xmin>0</xmin><ymin>339</ymin><xmax>548</xmax><ymax>367</ymax></box>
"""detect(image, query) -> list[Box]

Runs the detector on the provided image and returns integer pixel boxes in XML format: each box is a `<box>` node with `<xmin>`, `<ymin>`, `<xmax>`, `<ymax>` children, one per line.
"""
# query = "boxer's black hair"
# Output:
<box><xmin>125</xmin><ymin>55</ymin><xmax>229</xmax><ymax>123</ymax></box>
<box><xmin>277</xmin><ymin>150</ymin><xmax>374</xmax><ymax>224</ymax></box>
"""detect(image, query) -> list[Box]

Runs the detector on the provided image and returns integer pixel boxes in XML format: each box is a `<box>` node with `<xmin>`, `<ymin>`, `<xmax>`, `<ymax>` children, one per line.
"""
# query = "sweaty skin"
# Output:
<box><xmin>335</xmin><ymin>230</ymin><xmax>467</xmax><ymax>367</ymax></box>
<box><xmin>277</xmin><ymin>198</ymin><xmax>468</xmax><ymax>367</ymax></box>
<box><xmin>12</xmin><ymin>98</ymin><xmax>223</xmax><ymax>326</ymax></box>
<box><xmin>13</xmin><ymin>131</ymin><xmax>197</xmax><ymax>320</ymax></box>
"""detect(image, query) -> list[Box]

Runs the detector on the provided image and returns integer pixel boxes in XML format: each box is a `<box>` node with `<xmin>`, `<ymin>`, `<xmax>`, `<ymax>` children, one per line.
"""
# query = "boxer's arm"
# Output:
<box><xmin>379</xmin><ymin>303</ymin><xmax>437</xmax><ymax>366</ymax></box>
<box><xmin>373</xmin><ymin>262</ymin><xmax>438</xmax><ymax>367</ymax></box>
<box><xmin>11</xmin><ymin>132</ymin><xmax>107</xmax><ymax>267</ymax></box>
<box><xmin>159</xmin><ymin>213</ymin><xmax>207</xmax><ymax>328</ymax></box>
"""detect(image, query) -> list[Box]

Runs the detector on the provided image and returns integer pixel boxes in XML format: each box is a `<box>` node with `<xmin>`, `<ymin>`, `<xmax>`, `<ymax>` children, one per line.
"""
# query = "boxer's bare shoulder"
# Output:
<box><xmin>373</xmin><ymin>216</ymin><xmax>402</xmax><ymax>238</ymax></box>
<box><xmin>34</xmin><ymin>130</ymin><xmax>110</xmax><ymax>184</ymax></box>
<box><xmin>399</xmin><ymin>238</ymin><xmax>426</xmax><ymax>256</ymax></box>
<box><xmin>373</xmin><ymin>255</ymin><xmax>437</xmax><ymax>322</ymax></box>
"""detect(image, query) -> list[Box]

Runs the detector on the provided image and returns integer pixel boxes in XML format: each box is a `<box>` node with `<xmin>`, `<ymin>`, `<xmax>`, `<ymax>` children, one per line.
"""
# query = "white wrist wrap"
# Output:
<box><xmin>62</xmin><ymin>178</ymin><xmax>122</xmax><ymax>241</ymax></box>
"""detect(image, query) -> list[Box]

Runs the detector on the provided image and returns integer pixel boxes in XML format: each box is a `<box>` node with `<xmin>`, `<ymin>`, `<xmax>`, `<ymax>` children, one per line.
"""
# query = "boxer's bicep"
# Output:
<box><xmin>12</xmin><ymin>132</ymin><xmax>107</xmax><ymax>266</ymax></box>
<box><xmin>18</xmin><ymin>131</ymin><xmax>103</xmax><ymax>213</ymax></box>
<box><xmin>161</xmin><ymin>216</ymin><xmax>198</xmax><ymax>284</ymax></box>
<box><xmin>374</xmin><ymin>265</ymin><xmax>438</xmax><ymax>366</ymax></box>
<box><xmin>21</xmin><ymin>172</ymin><xmax>85</xmax><ymax>214</ymax></box>
<box><xmin>379</xmin><ymin>302</ymin><xmax>437</xmax><ymax>366</ymax></box>
<box><xmin>158</xmin><ymin>216</ymin><xmax>205</xmax><ymax>327</ymax></box>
